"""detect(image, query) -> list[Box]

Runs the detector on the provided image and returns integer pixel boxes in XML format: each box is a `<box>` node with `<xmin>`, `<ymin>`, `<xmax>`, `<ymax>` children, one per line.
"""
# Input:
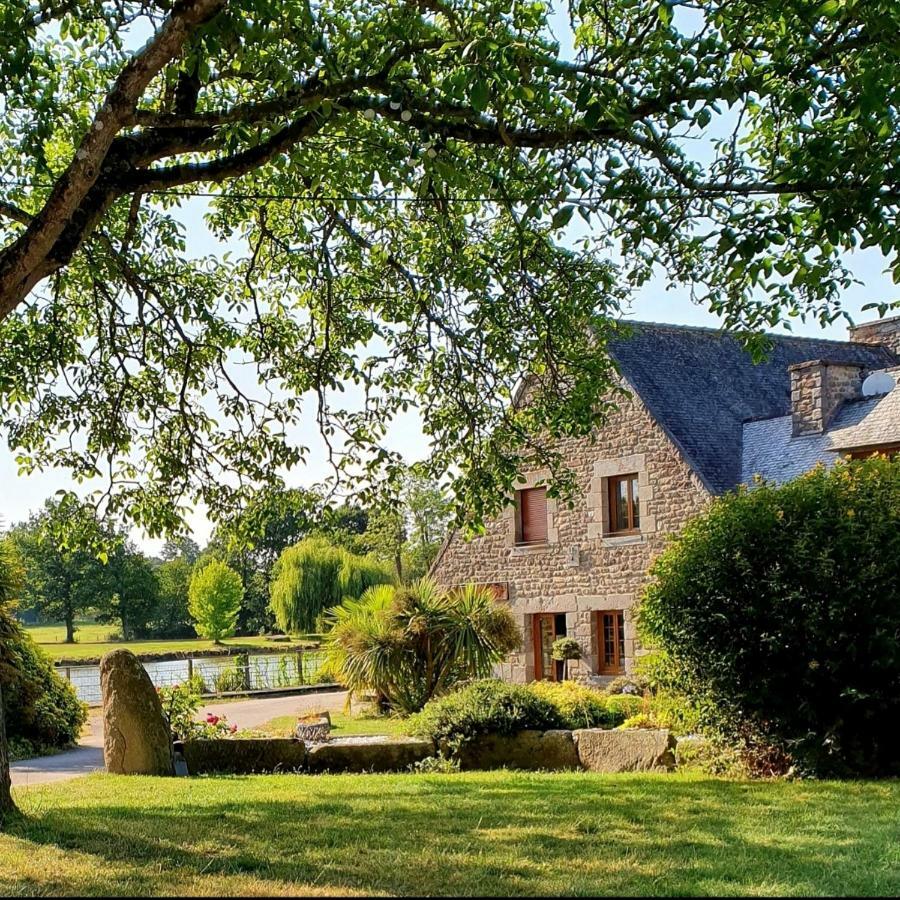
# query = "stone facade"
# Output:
<box><xmin>789</xmin><ymin>360</ymin><xmax>864</xmax><ymax>436</ymax></box>
<box><xmin>430</xmin><ymin>383</ymin><xmax>710</xmax><ymax>683</ymax></box>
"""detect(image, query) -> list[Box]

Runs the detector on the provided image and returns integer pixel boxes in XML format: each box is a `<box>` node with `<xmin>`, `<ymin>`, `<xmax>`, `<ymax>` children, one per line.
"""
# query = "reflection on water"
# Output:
<box><xmin>57</xmin><ymin>651</ymin><xmax>325</xmax><ymax>705</ymax></box>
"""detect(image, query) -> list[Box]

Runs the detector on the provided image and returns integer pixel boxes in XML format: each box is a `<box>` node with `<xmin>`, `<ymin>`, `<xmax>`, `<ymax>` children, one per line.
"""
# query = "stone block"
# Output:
<box><xmin>183</xmin><ymin>738</ymin><xmax>307</xmax><ymax>774</ymax></box>
<box><xmin>453</xmin><ymin>730</ymin><xmax>580</xmax><ymax>771</ymax></box>
<box><xmin>306</xmin><ymin>737</ymin><xmax>435</xmax><ymax>773</ymax></box>
<box><xmin>573</xmin><ymin>728</ymin><xmax>676</xmax><ymax>773</ymax></box>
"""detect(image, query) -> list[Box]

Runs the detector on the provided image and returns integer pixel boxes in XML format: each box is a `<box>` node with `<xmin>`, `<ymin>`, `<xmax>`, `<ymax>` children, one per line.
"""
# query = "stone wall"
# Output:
<box><xmin>431</xmin><ymin>383</ymin><xmax>710</xmax><ymax>682</ymax></box>
<box><xmin>790</xmin><ymin>360</ymin><xmax>863</xmax><ymax>436</ymax></box>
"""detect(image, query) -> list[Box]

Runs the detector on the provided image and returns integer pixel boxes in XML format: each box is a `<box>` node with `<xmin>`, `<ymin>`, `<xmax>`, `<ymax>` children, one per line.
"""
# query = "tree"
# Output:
<box><xmin>0</xmin><ymin>538</ymin><xmax>24</xmax><ymax>819</ymax></box>
<box><xmin>11</xmin><ymin>498</ymin><xmax>110</xmax><ymax>643</ymax></box>
<box><xmin>2</xmin><ymin>1</ymin><xmax>898</xmax><ymax>538</ymax></box>
<box><xmin>98</xmin><ymin>542</ymin><xmax>160</xmax><ymax>640</ymax></box>
<box><xmin>639</xmin><ymin>456</ymin><xmax>900</xmax><ymax>777</ymax></box>
<box><xmin>207</xmin><ymin>487</ymin><xmax>322</xmax><ymax>634</ymax></box>
<box><xmin>188</xmin><ymin>560</ymin><xmax>243</xmax><ymax>642</ymax></box>
<box><xmin>160</xmin><ymin>537</ymin><xmax>201</xmax><ymax>565</ymax></box>
<box><xmin>400</xmin><ymin>474</ymin><xmax>452</xmax><ymax>580</ymax></box>
<box><xmin>326</xmin><ymin>579</ymin><xmax>521</xmax><ymax>713</ymax></box>
<box><xmin>269</xmin><ymin>537</ymin><xmax>394</xmax><ymax>634</ymax></box>
<box><xmin>150</xmin><ymin>556</ymin><xmax>195</xmax><ymax>638</ymax></box>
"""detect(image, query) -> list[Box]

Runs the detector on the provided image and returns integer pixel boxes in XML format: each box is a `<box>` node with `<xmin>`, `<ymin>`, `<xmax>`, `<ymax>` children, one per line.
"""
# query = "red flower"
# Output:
<box><xmin>206</xmin><ymin>714</ymin><xmax>220</xmax><ymax>725</ymax></box>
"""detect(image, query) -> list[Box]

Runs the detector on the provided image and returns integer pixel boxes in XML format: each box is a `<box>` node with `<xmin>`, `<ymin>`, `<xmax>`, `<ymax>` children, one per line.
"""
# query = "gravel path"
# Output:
<box><xmin>10</xmin><ymin>689</ymin><xmax>348</xmax><ymax>788</ymax></box>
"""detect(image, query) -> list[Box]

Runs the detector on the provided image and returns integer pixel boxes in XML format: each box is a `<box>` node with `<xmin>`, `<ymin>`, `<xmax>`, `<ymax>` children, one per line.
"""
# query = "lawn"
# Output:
<box><xmin>26</xmin><ymin>626</ymin><xmax>314</xmax><ymax>662</ymax></box>
<box><xmin>4</xmin><ymin>773</ymin><xmax>900</xmax><ymax>897</ymax></box>
<box><xmin>25</xmin><ymin>621</ymin><xmax>123</xmax><ymax>644</ymax></box>
<box><xmin>256</xmin><ymin>711</ymin><xmax>405</xmax><ymax>738</ymax></box>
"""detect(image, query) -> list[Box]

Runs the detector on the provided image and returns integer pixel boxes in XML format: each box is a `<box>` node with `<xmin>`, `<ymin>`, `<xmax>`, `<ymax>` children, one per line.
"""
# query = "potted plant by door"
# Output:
<box><xmin>550</xmin><ymin>637</ymin><xmax>582</xmax><ymax>681</ymax></box>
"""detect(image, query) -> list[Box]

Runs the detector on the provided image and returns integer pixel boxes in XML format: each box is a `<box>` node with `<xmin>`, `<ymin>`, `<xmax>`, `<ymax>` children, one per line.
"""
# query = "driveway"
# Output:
<box><xmin>10</xmin><ymin>689</ymin><xmax>348</xmax><ymax>788</ymax></box>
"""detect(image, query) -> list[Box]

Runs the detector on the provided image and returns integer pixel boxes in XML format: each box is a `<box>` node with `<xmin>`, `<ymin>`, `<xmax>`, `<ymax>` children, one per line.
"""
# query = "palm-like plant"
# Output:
<box><xmin>325</xmin><ymin>579</ymin><xmax>520</xmax><ymax>714</ymax></box>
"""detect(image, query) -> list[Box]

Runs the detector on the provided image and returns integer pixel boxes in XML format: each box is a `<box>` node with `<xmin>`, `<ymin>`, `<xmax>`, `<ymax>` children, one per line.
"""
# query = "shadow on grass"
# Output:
<box><xmin>6</xmin><ymin>773</ymin><xmax>900</xmax><ymax>897</ymax></box>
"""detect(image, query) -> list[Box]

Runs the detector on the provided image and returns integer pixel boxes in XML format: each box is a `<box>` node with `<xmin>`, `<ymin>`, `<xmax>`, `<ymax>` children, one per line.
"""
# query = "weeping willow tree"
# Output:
<box><xmin>269</xmin><ymin>537</ymin><xmax>394</xmax><ymax>634</ymax></box>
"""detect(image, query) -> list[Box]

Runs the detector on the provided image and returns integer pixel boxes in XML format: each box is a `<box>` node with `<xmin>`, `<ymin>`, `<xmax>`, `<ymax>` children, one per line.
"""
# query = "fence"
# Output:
<box><xmin>58</xmin><ymin>648</ymin><xmax>329</xmax><ymax>706</ymax></box>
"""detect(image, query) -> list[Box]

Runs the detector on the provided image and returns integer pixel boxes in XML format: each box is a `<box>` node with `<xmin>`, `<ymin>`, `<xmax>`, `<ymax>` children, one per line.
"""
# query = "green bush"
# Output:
<box><xmin>406</xmin><ymin>679</ymin><xmax>566</xmax><ymax>749</ymax></box>
<box><xmin>406</xmin><ymin>678</ymin><xmax>635</xmax><ymax>749</ymax></box>
<box><xmin>1</xmin><ymin>607</ymin><xmax>86</xmax><ymax>755</ymax></box>
<box><xmin>529</xmin><ymin>680</ymin><xmax>623</xmax><ymax>729</ymax></box>
<box><xmin>640</xmin><ymin>456</ymin><xmax>900</xmax><ymax>777</ymax></box>
<box><xmin>603</xmin><ymin>693</ymin><xmax>644</xmax><ymax>721</ymax></box>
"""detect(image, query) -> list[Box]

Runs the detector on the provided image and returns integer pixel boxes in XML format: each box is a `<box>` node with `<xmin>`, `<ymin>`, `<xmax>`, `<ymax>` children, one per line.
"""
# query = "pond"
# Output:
<box><xmin>57</xmin><ymin>649</ymin><xmax>327</xmax><ymax>705</ymax></box>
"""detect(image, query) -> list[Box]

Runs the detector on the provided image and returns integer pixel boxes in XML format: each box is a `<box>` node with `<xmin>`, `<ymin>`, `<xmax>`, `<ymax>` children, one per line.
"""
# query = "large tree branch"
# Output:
<box><xmin>0</xmin><ymin>0</ymin><xmax>224</xmax><ymax>319</ymax></box>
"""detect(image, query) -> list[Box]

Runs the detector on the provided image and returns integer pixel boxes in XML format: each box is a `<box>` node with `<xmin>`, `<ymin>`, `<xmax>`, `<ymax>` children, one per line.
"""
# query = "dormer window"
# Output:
<box><xmin>515</xmin><ymin>487</ymin><xmax>548</xmax><ymax>545</ymax></box>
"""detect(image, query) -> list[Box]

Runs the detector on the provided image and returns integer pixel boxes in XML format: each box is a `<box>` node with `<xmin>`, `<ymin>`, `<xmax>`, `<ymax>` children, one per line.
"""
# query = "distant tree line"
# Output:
<box><xmin>9</xmin><ymin>472</ymin><xmax>451</xmax><ymax>642</ymax></box>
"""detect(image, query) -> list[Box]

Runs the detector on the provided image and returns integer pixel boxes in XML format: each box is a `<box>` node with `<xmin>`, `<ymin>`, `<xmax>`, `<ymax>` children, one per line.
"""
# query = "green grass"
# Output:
<box><xmin>257</xmin><ymin>711</ymin><xmax>405</xmax><ymax>737</ymax></box>
<box><xmin>25</xmin><ymin>621</ymin><xmax>122</xmax><ymax>644</ymax></box>
<box><xmin>26</xmin><ymin>628</ymin><xmax>311</xmax><ymax>662</ymax></box>
<box><xmin>4</xmin><ymin>773</ymin><xmax>900</xmax><ymax>896</ymax></box>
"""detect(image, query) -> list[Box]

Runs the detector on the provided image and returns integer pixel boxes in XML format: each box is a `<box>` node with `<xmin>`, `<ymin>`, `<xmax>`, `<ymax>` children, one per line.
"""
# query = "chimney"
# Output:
<box><xmin>790</xmin><ymin>360</ymin><xmax>864</xmax><ymax>436</ymax></box>
<box><xmin>849</xmin><ymin>314</ymin><xmax>900</xmax><ymax>356</ymax></box>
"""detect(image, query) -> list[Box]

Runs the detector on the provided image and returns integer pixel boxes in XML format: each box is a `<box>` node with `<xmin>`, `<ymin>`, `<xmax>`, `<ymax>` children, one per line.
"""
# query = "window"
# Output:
<box><xmin>597</xmin><ymin>610</ymin><xmax>626</xmax><ymax>675</ymax></box>
<box><xmin>846</xmin><ymin>445</ymin><xmax>900</xmax><ymax>461</ymax></box>
<box><xmin>533</xmin><ymin>612</ymin><xmax>568</xmax><ymax>681</ymax></box>
<box><xmin>516</xmin><ymin>487</ymin><xmax>548</xmax><ymax>545</ymax></box>
<box><xmin>608</xmin><ymin>474</ymin><xmax>640</xmax><ymax>534</ymax></box>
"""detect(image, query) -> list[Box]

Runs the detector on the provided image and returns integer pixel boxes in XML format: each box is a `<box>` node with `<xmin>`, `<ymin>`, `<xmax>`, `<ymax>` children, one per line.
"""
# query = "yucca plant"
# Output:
<box><xmin>325</xmin><ymin>579</ymin><xmax>520</xmax><ymax>714</ymax></box>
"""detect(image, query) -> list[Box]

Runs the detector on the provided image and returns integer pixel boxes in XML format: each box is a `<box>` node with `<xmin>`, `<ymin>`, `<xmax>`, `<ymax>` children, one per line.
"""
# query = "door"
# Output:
<box><xmin>597</xmin><ymin>610</ymin><xmax>626</xmax><ymax>675</ymax></box>
<box><xmin>533</xmin><ymin>613</ymin><xmax>567</xmax><ymax>681</ymax></box>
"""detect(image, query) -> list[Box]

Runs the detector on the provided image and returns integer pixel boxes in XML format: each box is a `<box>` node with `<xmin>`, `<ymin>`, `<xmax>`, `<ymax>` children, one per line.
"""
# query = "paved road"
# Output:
<box><xmin>10</xmin><ymin>689</ymin><xmax>348</xmax><ymax>788</ymax></box>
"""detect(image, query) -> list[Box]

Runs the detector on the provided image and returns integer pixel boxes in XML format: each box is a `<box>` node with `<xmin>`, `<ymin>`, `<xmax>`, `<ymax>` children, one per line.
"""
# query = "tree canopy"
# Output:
<box><xmin>1</xmin><ymin>0</ymin><xmax>898</xmax><ymax>536</ymax></box>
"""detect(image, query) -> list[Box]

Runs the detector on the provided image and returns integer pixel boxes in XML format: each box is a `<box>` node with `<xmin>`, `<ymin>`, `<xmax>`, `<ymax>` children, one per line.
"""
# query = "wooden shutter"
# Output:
<box><xmin>519</xmin><ymin>487</ymin><xmax>548</xmax><ymax>544</ymax></box>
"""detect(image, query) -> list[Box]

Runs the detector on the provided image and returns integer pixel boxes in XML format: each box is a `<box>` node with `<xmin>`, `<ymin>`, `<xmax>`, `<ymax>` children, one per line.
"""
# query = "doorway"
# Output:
<box><xmin>533</xmin><ymin>612</ymin><xmax>568</xmax><ymax>681</ymax></box>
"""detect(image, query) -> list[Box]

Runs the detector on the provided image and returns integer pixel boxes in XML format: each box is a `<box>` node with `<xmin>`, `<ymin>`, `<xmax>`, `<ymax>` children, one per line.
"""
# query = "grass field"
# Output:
<box><xmin>256</xmin><ymin>711</ymin><xmax>405</xmax><ymax>738</ymax></box>
<box><xmin>4</xmin><ymin>772</ymin><xmax>899</xmax><ymax>896</ymax></box>
<box><xmin>25</xmin><ymin>622</ymin><xmax>312</xmax><ymax>662</ymax></box>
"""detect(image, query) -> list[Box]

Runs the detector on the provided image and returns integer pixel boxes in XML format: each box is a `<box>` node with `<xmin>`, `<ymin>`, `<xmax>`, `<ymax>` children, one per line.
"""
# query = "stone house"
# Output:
<box><xmin>431</xmin><ymin>317</ymin><xmax>900</xmax><ymax>684</ymax></box>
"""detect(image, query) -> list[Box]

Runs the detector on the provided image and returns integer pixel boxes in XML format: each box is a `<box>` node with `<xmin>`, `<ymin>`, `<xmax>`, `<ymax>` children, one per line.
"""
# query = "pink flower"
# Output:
<box><xmin>206</xmin><ymin>714</ymin><xmax>220</xmax><ymax>725</ymax></box>
<box><xmin>230</xmin><ymin>723</ymin><xmax>238</xmax><ymax>734</ymax></box>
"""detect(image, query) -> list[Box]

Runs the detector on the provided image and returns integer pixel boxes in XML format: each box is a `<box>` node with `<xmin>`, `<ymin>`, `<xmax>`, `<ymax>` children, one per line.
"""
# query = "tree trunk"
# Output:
<box><xmin>65</xmin><ymin>608</ymin><xmax>75</xmax><ymax>644</ymax></box>
<box><xmin>0</xmin><ymin>682</ymin><xmax>16</xmax><ymax>821</ymax></box>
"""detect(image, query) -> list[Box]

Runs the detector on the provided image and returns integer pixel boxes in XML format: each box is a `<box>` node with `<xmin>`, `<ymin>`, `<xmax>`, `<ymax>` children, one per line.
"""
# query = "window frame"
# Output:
<box><xmin>515</xmin><ymin>486</ymin><xmax>549</xmax><ymax>546</ymax></box>
<box><xmin>533</xmin><ymin>612</ymin><xmax>568</xmax><ymax>681</ymax></box>
<box><xmin>607</xmin><ymin>473</ymin><xmax>640</xmax><ymax>535</ymax></box>
<box><xmin>596</xmin><ymin>610</ymin><xmax>626</xmax><ymax>676</ymax></box>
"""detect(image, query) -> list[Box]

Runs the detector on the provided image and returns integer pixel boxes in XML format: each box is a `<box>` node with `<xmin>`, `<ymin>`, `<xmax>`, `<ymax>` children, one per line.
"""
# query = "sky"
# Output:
<box><xmin>2</xmin><ymin>5</ymin><xmax>897</xmax><ymax>551</ymax></box>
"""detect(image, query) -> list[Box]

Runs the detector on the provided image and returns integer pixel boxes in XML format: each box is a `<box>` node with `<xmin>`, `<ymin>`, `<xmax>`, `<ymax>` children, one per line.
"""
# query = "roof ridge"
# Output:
<box><xmin>616</xmin><ymin>318</ymin><xmax>873</xmax><ymax>348</ymax></box>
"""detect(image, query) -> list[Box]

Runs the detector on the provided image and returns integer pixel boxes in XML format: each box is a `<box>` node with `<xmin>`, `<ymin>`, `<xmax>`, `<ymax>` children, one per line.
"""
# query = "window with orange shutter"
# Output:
<box><xmin>515</xmin><ymin>487</ymin><xmax>548</xmax><ymax>545</ymax></box>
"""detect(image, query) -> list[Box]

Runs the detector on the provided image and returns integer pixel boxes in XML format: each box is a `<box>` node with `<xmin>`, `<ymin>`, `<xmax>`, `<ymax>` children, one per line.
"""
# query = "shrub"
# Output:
<box><xmin>604</xmin><ymin>694</ymin><xmax>644</xmax><ymax>721</ymax></box>
<box><xmin>270</xmin><ymin>537</ymin><xmax>394</xmax><ymax>634</ymax></box>
<box><xmin>604</xmin><ymin>675</ymin><xmax>647</xmax><ymax>696</ymax></box>
<box><xmin>619</xmin><ymin>713</ymin><xmax>660</xmax><ymax>730</ymax></box>
<box><xmin>529</xmin><ymin>681</ymin><xmax>622</xmax><ymax>729</ymax></box>
<box><xmin>188</xmin><ymin>560</ymin><xmax>243</xmax><ymax>642</ymax></box>
<box><xmin>326</xmin><ymin>580</ymin><xmax>521</xmax><ymax>713</ymax></box>
<box><xmin>405</xmin><ymin>679</ymin><xmax>566</xmax><ymax>749</ymax></box>
<box><xmin>158</xmin><ymin>681</ymin><xmax>238</xmax><ymax>741</ymax></box>
<box><xmin>0</xmin><ymin>605</ymin><xmax>86</xmax><ymax>754</ymax></box>
<box><xmin>640</xmin><ymin>456</ymin><xmax>900</xmax><ymax>777</ymax></box>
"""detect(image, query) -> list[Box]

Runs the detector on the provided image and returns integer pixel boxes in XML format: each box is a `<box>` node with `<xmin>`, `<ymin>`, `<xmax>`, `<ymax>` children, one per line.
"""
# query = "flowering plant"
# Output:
<box><xmin>158</xmin><ymin>680</ymin><xmax>240</xmax><ymax>740</ymax></box>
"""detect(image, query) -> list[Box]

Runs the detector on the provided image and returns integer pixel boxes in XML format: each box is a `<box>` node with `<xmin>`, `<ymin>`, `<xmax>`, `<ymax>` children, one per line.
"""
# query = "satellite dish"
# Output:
<box><xmin>861</xmin><ymin>371</ymin><xmax>896</xmax><ymax>397</ymax></box>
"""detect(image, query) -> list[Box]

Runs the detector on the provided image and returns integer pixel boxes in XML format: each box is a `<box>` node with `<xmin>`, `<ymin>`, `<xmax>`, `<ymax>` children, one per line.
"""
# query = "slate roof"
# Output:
<box><xmin>608</xmin><ymin>322</ymin><xmax>896</xmax><ymax>494</ymax></box>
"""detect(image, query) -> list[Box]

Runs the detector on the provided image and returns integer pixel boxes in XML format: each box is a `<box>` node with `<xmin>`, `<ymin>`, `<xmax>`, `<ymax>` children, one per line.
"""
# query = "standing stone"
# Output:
<box><xmin>100</xmin><ymin>649</ymin><xmax>173</xmax><ymax>776</ymax></box>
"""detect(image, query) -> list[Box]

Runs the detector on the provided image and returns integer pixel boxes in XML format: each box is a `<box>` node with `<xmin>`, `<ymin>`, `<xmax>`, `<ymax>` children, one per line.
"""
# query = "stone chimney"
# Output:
<box><xmin>849</xmin><ymin>314</ymin><xmax>900</xmax><ymax>356</ymax></box>
<box><xmin>790</xmin><ymin>360</ymin><xmax>864</xmax><ymax>436</ymax></box>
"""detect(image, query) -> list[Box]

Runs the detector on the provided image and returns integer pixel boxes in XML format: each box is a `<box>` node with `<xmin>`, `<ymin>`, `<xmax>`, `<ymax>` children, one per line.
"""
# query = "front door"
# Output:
<box><xmin>533</xmin><ymin>613</ymin><xmax>567</xmax><ymax>681</ymax></box>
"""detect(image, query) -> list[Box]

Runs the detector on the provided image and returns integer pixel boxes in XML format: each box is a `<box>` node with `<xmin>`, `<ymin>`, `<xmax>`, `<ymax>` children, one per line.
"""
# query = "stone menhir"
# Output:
<box><xmin>100</xmin><ymin>649</ymin><xmax>174</xmax><ymax>776</ymax></box>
